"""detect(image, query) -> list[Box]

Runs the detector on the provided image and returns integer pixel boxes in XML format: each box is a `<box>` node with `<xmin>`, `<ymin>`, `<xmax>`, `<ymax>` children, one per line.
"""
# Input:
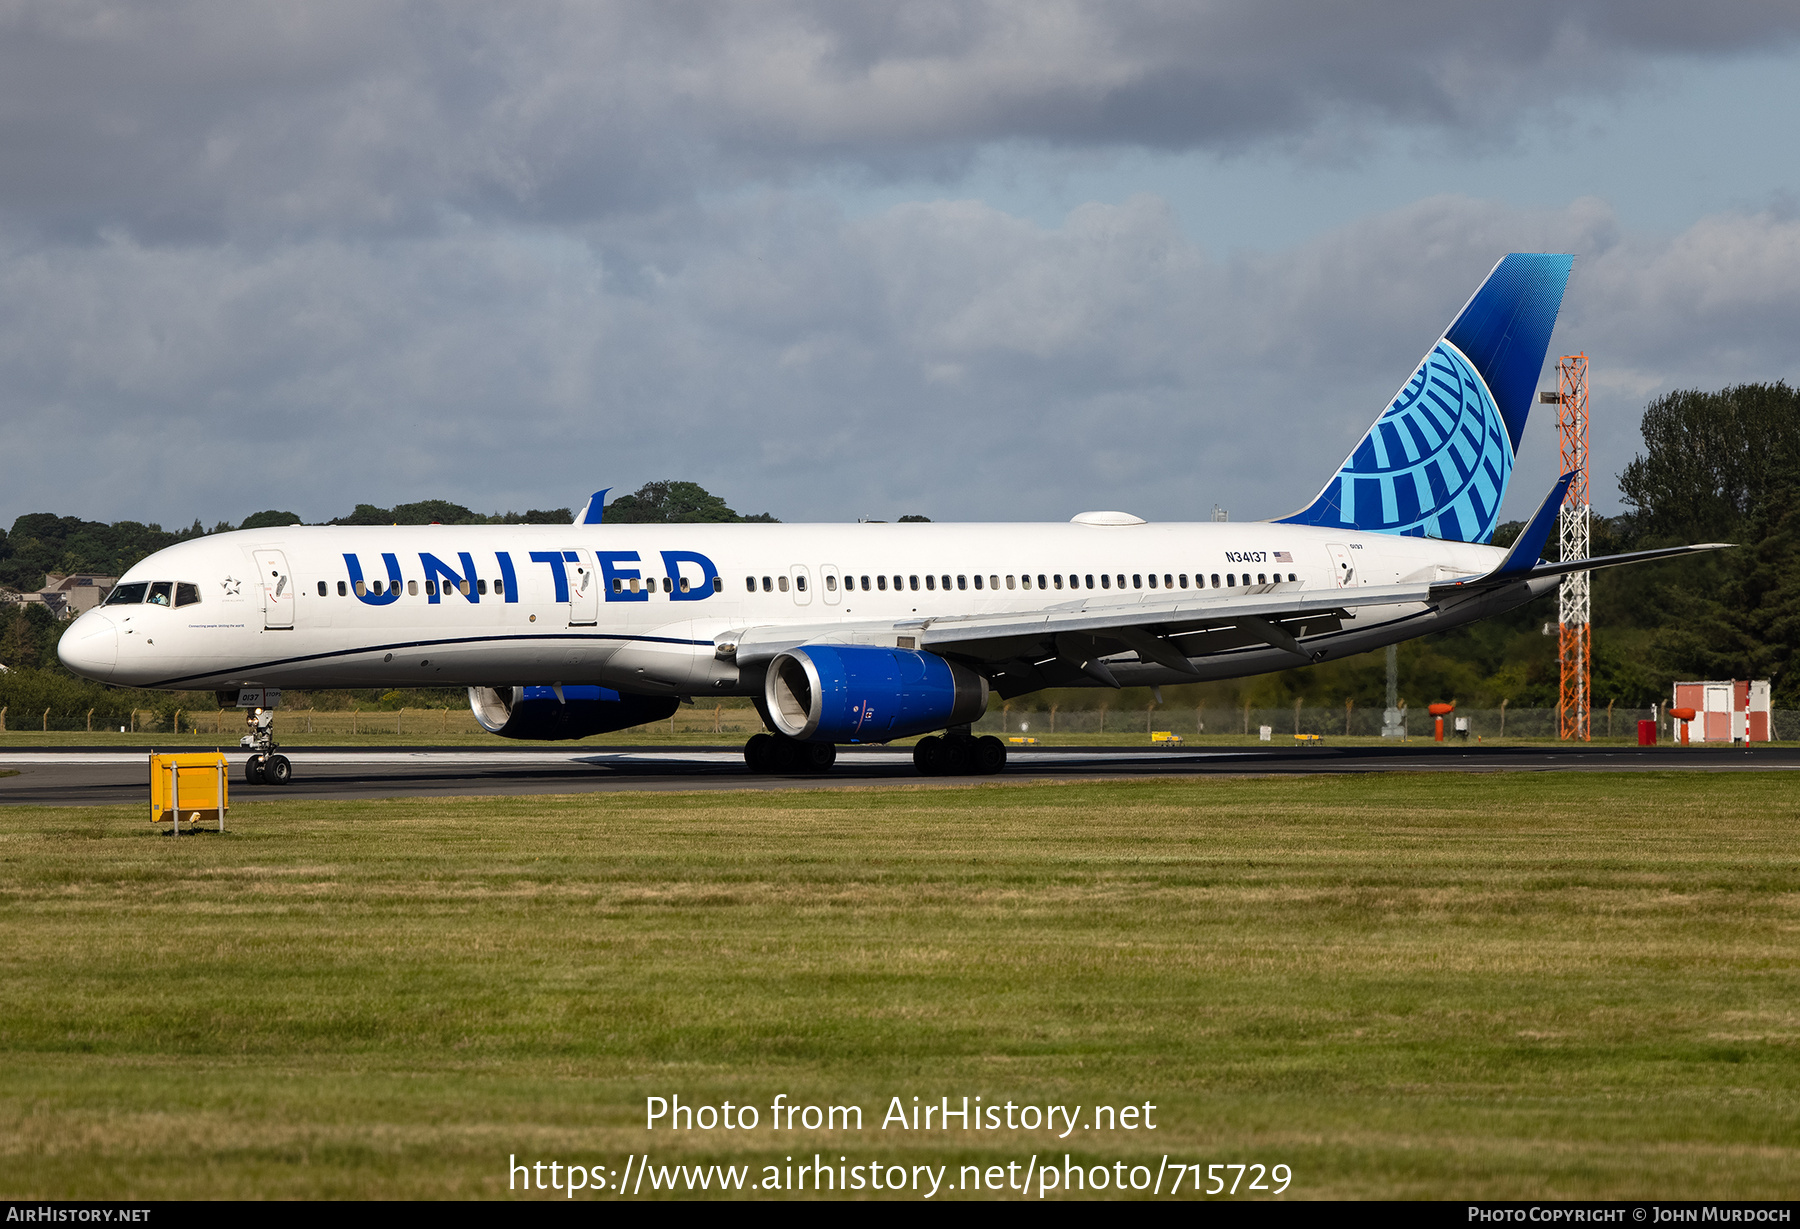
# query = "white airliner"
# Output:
<box><xmin>58</xmin><ymin>254</ymin><xmax>1722</xmax><ymax>782</ymax></box>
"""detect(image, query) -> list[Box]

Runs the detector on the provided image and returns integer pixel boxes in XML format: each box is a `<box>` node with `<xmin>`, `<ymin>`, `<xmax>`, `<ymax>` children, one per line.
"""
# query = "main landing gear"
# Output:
<box><xmin>744</xmin><ymin>732</ymin><xmax>837</xmax><ymax>774</ymax></box>
<box><xmin>912</xmin><ymin>733</ymin><xmax>1007</xmax><ymax>776</ymax></box>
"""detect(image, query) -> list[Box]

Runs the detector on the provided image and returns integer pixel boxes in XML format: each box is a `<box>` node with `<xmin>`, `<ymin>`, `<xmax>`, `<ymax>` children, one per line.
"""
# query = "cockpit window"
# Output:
<box><xmin>146</xmin><ymin>582</ymin><xmax>173</xmax><ymax>607</ymax></box>
<box><xmin>105</xmin><ymin>582</ymin><xmax>147</xmax><ymax>606</ymax></box>
<box><xmin>175</xmin><ymin>582</ymin><xmax>201</xmax><ymax>607</ymax></box>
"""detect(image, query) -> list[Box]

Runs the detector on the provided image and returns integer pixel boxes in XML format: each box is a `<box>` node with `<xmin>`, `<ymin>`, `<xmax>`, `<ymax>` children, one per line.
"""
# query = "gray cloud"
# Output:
<box><xmin>5</xmin><ymin>192</ymin><xmax>1799</xmax><ymax>530</ymax></box>
<box><xmin>1</xmin><ymin>1</ymin><xmax>1795</xmax><ymax>238</ymax></box>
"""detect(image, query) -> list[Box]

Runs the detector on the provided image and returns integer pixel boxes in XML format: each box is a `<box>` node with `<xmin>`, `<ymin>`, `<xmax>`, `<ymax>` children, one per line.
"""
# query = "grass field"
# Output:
<box><xmin>1</xmin><ymin>773</ymin><xmax>1796</xmax><ymax>1200</ymax></box>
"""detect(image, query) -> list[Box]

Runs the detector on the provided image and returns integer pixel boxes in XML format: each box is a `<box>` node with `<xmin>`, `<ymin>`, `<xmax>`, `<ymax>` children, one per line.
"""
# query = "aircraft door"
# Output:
<box><xmin>1327</xmin><ymin>544</ymin><xmax>1357</xmax><ymax>587</ymax></box>
<box><xmin>252</xmin><ymin>549</ymin><xmax>294</xmax><ymax>629</ymax></box>
<box><xmin>568</xmin><ymin>551</ymin><xmax>599</xmax><ymax>626</ymax></box>
<box><xmin>820</xmin><ymin>564</ymin><xmax>841</xmax><ymax>605</ymax></box>
<box><xmin>790</xmin><ymin>565</ymin><xmax>812</xmax><ymax>606</ymax></box>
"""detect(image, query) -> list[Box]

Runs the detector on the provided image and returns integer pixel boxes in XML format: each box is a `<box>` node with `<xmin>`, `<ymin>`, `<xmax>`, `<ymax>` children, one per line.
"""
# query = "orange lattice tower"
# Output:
<box><xmin>1555</xmin><ymin>354</ymin><xmax>1590</xmax><ymax>741</ymax></box>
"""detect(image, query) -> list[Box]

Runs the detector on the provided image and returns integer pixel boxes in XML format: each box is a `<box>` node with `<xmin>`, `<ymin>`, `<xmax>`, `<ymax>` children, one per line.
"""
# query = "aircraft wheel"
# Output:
<box><xmin>801</xmin><ymin>742</ymin><xmax>837</xmax><ymax>773</ymax></box>
<box><xmin>912</xmin><ymin>735</ymin><xmax>943</xmax><ymax>776</ymax></box>
<box><xmin>767</xmin><ymin>735</ymin><xmax>802</xmax><ymax>773</ymax></box>
<box><xmin>243</xmin><ymin>755</ymin><xmax>265</xmax><ymax>785</ymax></box>
<box><xmin>937</xmin><ymin>737</ymin><xmax>972</xmax><ymax>776</ymax></box>
<box><xmin>744</xmin><ymin>733</ymin><xmax>775</xmax><ymax>773</ymax></box>
<box><xmin>974</xmin><ymin>735</ymin><xmax>1007</xmax><ymax>775</ymax></box>
<box><xmin>264</xmin><ymin>754</ymin><xmax>293</xmax><ymax>786</ymax></box>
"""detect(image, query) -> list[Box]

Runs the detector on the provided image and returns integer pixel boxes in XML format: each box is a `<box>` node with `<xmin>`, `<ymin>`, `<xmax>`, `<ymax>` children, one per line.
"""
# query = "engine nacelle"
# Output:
<box><xmin>468</xmin><ymin>685</ymin><xmax>679</xmax><ymax>741</ymax></box>
<box><xmin>765</xmin><ymin>645</ymin><xmax>988</xmax><ymax>743</ymax></box>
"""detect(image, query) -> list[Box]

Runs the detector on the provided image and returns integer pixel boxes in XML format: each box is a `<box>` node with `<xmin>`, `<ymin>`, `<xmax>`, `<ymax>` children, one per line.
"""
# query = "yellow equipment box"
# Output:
<box><xmin>1007</xmin><ymin>736</ymin><xmax>1038</xmax><ymax>745</ymax></box>
<box><xmin>1151</xmin><ymin>731</ymin><xmax>1184</xmax><ymax>743</ymax></box>
<box><xmin>1294</xmin><ymin>733</ymin><xmax>1322</xmax><ymax>742</ymax></box>
<box><xmin>149</xmin><ymin>753</ymin><xmax>230</xmax><ymax>831</ymax></box>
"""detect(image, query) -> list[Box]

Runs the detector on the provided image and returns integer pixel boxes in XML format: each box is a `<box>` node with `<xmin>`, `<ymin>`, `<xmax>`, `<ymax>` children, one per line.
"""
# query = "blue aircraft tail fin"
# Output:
<box><xmin>1276</xmin><ymin>253</ymin><xmax>1572</xmax><ymax>544</ymax></box>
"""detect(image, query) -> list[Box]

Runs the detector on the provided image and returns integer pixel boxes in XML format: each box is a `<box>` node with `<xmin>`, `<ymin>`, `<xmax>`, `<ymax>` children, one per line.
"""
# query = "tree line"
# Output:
<box><xmin>4</xmin><ymin>397</ymin><xmax>1798</xmax><ymax>731</ymax></box>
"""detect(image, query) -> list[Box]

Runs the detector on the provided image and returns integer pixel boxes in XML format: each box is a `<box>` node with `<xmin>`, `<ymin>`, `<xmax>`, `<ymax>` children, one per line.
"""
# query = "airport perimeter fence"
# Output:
<box><xmin>8</xmin><ymin>702</ymin><xmax>1799</xmax><ymax>741</ymax></box>
<box><xmin>976</xmin><ymin>706</ymin><xmax>1800</xmax><ymax>741</ymax></box>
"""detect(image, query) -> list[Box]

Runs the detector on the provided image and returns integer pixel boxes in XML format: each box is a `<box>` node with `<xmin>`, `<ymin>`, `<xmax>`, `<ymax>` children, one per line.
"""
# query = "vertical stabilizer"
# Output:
<box><xmin>1277</xmin><ymin>253</ymin><xmax>1572</xmax><ymax>543</ymax></box>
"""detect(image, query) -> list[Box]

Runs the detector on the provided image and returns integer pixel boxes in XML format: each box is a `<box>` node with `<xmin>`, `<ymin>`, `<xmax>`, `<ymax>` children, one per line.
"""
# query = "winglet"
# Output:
<box><xmin>1494</xmin><ymin>471</ymin><xmax>1575</xmax><ymax>577</ymax></box>
<box><xmin>578</xmin><ymin>489</ymin><xmax>610</xmax><ymax>525</ymax></box>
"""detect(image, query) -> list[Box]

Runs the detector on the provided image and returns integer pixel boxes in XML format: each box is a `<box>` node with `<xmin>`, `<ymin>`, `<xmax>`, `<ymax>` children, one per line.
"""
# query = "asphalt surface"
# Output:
<box><xmin>1</xmin><ymin>741</ymin><xmax>1795</xmax><ymax>805</ymax></box>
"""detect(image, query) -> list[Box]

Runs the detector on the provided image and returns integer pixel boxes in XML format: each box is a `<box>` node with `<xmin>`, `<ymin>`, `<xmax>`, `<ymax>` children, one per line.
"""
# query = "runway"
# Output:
<box><xmin>1</xmin><ymin>741</ymin><xmax>1794</xmax><ymax>805</ymax></box>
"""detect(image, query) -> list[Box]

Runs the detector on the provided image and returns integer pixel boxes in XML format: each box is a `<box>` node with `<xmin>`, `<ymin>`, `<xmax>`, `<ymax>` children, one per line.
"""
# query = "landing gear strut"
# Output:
<box><xmin>240</xmin><ymin>707</ymin><xmax>292</xmax><ymax>786</ymax></box>
<box><xmin>744</xmin><ymin>732</ymin><xmax>837</xmax><ymax>774</ymax></box>
<box><xmin>913</xmin><ymin>733</ymin><xmax>1006</xmax><ymax>776</ymax></box>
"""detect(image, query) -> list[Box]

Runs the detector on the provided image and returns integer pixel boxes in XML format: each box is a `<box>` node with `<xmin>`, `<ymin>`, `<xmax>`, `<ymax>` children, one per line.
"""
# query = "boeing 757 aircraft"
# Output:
<box><xmin>58</xmin><ymin>254</ymin><xmax>1724</xmax><ymax>782</ymax></box>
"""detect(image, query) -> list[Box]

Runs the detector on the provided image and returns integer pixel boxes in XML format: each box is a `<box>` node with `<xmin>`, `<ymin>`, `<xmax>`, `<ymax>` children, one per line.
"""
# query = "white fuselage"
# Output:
<box><xmin>57</xmin><ymin>518</ymin><xmax>1545</xmax><ymax>697</ymax></box>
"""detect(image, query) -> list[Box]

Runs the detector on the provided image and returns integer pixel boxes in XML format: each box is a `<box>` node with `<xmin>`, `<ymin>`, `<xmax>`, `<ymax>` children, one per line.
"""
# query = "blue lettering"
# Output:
<box><xmin>420</xmin><ymin>552</ymin><xmax>479</xmax><ymax>603</ymax></box>
<box><xmin>661</xmin><ymin>550</ymin><xmax>718</xmax><ymax>602</ymax></box>
<box><xmin>495</xmin><ymin>551</ymin><xmax>519</xmax><ymax>603</ymax></box>
<box><xmin>599</xmin><ymin>551</ymin><xmax>648</xmax><ymax>602</ymax></box>
<box><xmin>344</xmin><ymin>552</ymin><xmax>402</xmax><ymax>606</ymax></box>
<box><xmin>528</xmin><ymin>551</ymin><xmax>572</xmax><ymax>603</ymax></box>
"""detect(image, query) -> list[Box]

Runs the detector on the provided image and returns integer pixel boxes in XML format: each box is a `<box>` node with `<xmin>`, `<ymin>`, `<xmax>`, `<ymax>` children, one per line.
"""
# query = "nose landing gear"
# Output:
<box><xmin>240</xmin><ymin>706</ymin><xmax>292</xmax><ymax>785</ymax></box>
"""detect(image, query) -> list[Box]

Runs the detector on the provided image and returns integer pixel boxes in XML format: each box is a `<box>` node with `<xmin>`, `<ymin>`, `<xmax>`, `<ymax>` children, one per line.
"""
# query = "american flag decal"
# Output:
<box><xmin>1274</xmin><ymin>551</ymin><xmax>1293</xmax><ymax>563</ymax></box>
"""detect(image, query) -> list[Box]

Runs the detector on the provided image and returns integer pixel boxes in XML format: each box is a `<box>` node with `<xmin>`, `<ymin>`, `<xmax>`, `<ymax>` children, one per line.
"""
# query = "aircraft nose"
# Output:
<box><xmin>57</xmin><ymin>612</ymin><xmax>117</xmax><ymax>681</ymax></box>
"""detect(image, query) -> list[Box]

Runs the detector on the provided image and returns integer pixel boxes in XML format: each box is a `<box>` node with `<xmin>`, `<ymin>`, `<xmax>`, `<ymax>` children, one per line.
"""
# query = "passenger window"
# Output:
<box><xmin>426</xmin><ymin>580</ymin><xmax>437</xmax><ymax>597</ymax></box>
<box><xmin>147</xmin><ymin>582</ymin><xmax>172</xmax><ymax>606</ymax></box>
<box><xmin>1117</xmin><ymin>575</ymin><xmax>1126</xmax><ymax>589</ymax></box>
<box><xmin>990</xmin><ymin>575</ymin><xmax>999</xmax><ymax>589</ymax></box>
<box><xmin>747</xmin><ymin>577</ymin><xmax>756</xmax><ymax>592</ymax></box>
<box><xmin>1053</xmin><ymin>575</ymin><xmax>1063</xmax><ymax>590</ymax></box>
<box><xmin>494</xmin><ymin>578</ymin><xmax>505</xmax><ymax>597</ymax></box>
<box><xmin>317</xmin><ymin>581</ymin><xmax>328</xmax><ymax>596</ymax></box>
<box><xmin>973</xmin><ymin>575</ymin><xmax>983</xmax><ymax>590</ymax></box>
<box><xmin>1289</xmin><ymin>573</ymin><xmax>1297</xmax><ymax>582</ymax></box>
<box><xmin>778</xmin><ymin>576</ymin><xmax>789</xmax><ymax>592</ymax></box>
<box><xmin>1211</xmin><ymin>574</ymin><xmax>1220</xmax><ymax>588</ymax></box>
<box><xmin>1100</xmin><ymin>574</ymin><xmax>1110</xmax><ymax>589</ymax></box>
<box><xmin>855</xmin><ymin>575</ymin><xmax>866</xmax><ymax>591</ymax></box>
<box><xmin>957</xmin><ymin>575</ymin><xmax>967</xmax><ymax>590</ymax></box>
<box><xmin>630</xmin><ymin>578</ymin><xmax>640</xmax><ymax>593</ymax></box>
<box><xmin>1178</xmin><ymin>574</ymin><xmax>1187</xmax><ymax>588</ymax></box>
<box><xmin>1146</xmin><ymin>574</ymin><xmax>1156</xmax><ymax>589</ymax></box>
<box><xmin>1258</xmin><ymin>574</ymin><xmax>1266</xmax><ymax>585</ymax></box>
<box><xmin>826</xmin><ymin>575</ymin><xmax>837</xmax><ymax>591</ymax></box>
<box><xmin>1135</xmin><ymin>574</ymin><xmax>1144</xmax><ymax>589</ymax></box>
<box><xmin>925</xmin><ymin>575</ymin><xmax>936</xmax><ymax>590</ymax></box>
<box><xmin>941</xmin><ymin>575</ymin><xmax>951</xmax><ymax>590</ymax></box>
<box><xmin>1165</xmin><ymin>574</ymin><xmax>1173</xmax><ymax>588</ymax></box>
<box><xmin>339</xmin><ymin>580</ymin><xmax>349</xmax><ymax>596</ymax></box>
<box><xmin>613</xmin><ymin>578</ymin><xmax>624</xmax><ymax>593</ymax></box>
<box><xmin>176</xmin><ymin>582</ymin><xmax>201</xmax><ymax>607</ymax></box>
<box><xmin>665</xmin><ymin>577</ymin><xmax>675</xmax><ymax>593</ymax></box>
<box><xmin>476</xmin><ymin>579</ymin><xmax>486</xmax><ymax>595</ymax></box>
<box><xmin>909</xmin><ymin>575</ymin><xmax>919</xmax><ymax>590</ymax></box>
<box><xmin>893</xmin><ymin>575</ymin><xmax>902</xmax><ymax>591</ymax></box>
<box><xmin>355</xmin><ymin>580</ymin><xmax>367</xmax><ymax>597</ymax></box>
<box><xmin>712</xmin><ymin>577</ymin><xmax>723</xmax><ymax>592</ymax></box>
<box><xmin>1037</xmin><ymin>574</ymin><xmax>1047</xmax><ymax>589</ymax></box>
<box><xmin>408</xmin><ymin>580</ymin><xmax>418</xmax><ymax>596</ymax></box>
<box><xmin>1084</xmin><ymin>575</ymin><xmax>1094</xmax><ymax>589</ymax></box>
<box><xmin>877</xmin><ymin>575</ymin><xmax>887</xmax><ymax>591</ymax></box>
<box><xmin>763</xmin><ymin>577</ymin><xmax>773</xmax><ymax>592</ymax></box>
<box><xmin>795</xmin><ymin>575</ymin><xmax>806</xmax><ymax>592</ymax></box>
<box><xmin>679</xmin><ymin>577</ymin><xmax>690</xmax><ymax>593</ymax></box>
<box><xmin>1227</xmin><ymin>574</ymin><xmax>1235</xmax><ymax>587</ymax></box>
<box><xmin>105</xmin><ymin>582</ymin><xmax>147</xmax><ymax>605</ymax></box>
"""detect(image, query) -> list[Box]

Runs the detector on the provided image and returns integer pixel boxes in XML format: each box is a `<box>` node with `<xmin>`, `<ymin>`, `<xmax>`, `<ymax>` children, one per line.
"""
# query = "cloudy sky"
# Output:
<box><xmin>4</xmin><ymin>1</ymin><xmax>1799</xmax><ymax>530</ymax></box>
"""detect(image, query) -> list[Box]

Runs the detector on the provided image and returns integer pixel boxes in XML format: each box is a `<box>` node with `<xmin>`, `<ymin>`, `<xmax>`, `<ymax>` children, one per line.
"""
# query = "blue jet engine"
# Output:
<box><xmin>468</xmin><ymin>685</ymin><xmax>679</xmax><ymax>741</ymax></box>
<box><xmin>764</xmin><ymin>645</ymin><xmax>989</xmax><ymax>743</ymax></box>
